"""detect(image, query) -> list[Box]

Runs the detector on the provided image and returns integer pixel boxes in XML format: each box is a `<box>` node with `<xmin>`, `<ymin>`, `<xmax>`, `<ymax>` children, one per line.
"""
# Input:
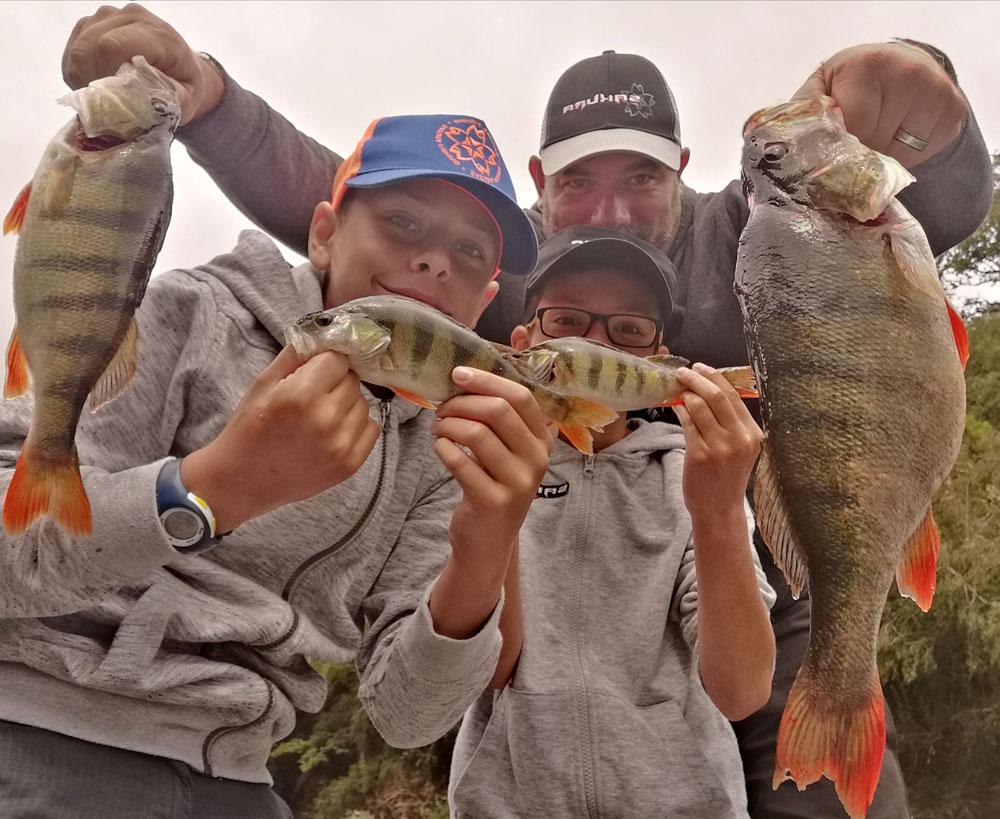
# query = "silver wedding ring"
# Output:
<box><xmin>892</xmin><ymin>127</ymin><xmax>929</xmax><ymax>152</ymax></box>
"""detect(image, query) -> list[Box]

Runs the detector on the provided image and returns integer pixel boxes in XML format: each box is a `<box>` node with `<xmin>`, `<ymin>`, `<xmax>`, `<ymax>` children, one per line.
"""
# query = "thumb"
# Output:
<box><xmin>790</xmin><ymin>65</ymin><xmax>828</xmax><ymax>101</ymax></box>
<box><xmin>254</xmin><ymin>344</ymin><xmax>307</xmax><ymax>388</ymax></box>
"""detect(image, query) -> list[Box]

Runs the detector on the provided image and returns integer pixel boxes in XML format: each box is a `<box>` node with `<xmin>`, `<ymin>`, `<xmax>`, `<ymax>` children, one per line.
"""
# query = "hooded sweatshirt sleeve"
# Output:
<box><xmin>672</xmin><ymin>500</ymin><xmax>776</xmax><ymax>649</ymax></box>
<box><xmin>355</xmin><ymin>473</ymin><xmax>503</xmax><ymax>749</ymax></box>
<box><xmin>0</xmin><ymin>273</ymin><xmax>225</xmax><ymax>617</ymax></box>
<box><xmin>176</xmin><ymin>62</ymin><xmax>341</xmax><ymax>258</ymax></box>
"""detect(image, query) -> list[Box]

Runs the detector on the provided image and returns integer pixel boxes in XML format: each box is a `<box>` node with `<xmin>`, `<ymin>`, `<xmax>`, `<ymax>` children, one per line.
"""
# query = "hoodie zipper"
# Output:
<box><xmin>204</xmin><ymin>402</ymin><xmax>391</xmax><ymax>772</ymax></box>
<box><xmin>257</xmin><ymin>400</ymin><xmax>391</xmax><ymax>651</ymax></box>
<box><xmin>572</xmin><ymin>452</ymin><xmax>600</xmax><ymax>818</ymax></box>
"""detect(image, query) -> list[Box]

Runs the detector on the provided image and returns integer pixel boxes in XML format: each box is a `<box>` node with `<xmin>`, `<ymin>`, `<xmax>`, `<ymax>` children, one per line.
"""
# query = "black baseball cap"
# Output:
<box><xmin>526</xmin><ymin>226</ymin><xmax>682</xmax><ymax>336</ymax></box>
<box><xmin>539</xmin><ymin>50</ymin><xmax>682</xmax><ymax>175</ymax></box>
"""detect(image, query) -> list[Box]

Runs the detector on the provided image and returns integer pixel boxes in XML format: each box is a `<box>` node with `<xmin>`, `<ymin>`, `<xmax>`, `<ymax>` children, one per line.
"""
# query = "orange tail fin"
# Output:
<box><xmin>945</xmin><ymin>300</ymin><xmax>969</xmax><ymax>370</ymax></box>
<box><xmin>774</xmin><ymin>667</ymin><xmax>885</xmax><ymax>819</ymax></box>
<box><xmin>3</xmin><ymin>443</ymin><xmax>92</xmax><ymax>536</ymax></box>
<box><xmin>3</xmin><ymin>182</ymin><xmax>31</xmax><ymax>235</ymax></box>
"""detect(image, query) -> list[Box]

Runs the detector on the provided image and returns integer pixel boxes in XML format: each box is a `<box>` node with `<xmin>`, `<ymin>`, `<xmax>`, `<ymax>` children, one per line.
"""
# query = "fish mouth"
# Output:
<box><xmin>283</xmin><ymin>323</ymin><xmax>316</xmax><ymax>357</ymax></box>
<box><xmin>71</xmin><ymin>119</ymin><xmax>128</xmax><ymax>152</ymax></box>
<box><xmin>377</xmin><ymin>284</ymin><xmax>451</xmax><ymax>316</ymax></box>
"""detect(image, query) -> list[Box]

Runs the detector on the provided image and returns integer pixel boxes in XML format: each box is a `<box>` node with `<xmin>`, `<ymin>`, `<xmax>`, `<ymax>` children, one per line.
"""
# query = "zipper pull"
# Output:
<box><xmin>380</xmin><ymin>400</ymin><xmax>390</xmax><ymax>431</ymax></box>
<box><xmin>583</xmin><ymin>453</ymin><xmax>595</xmax><ymax>477</ymax></box>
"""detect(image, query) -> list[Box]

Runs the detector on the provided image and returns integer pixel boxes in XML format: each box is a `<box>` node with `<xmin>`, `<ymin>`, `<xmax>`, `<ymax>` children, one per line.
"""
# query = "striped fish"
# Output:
<box><xmin>285</xmin><ymin>295</ymin><xmax>618</xmax><ymax>454</ymax></box>
<box><xmin>2</xmin><ymin>57</ymin><xmax>179</xmax><ymax>536</ymax></box>
<box><xmin>737</xmin><ymin>96</ymin><xmax>968</xmax><ymax>818</ymax></box>
<box><xmin>506</xmin><ymin>336</ymin><xmax>757</xmax><ymax>412</ymax></box>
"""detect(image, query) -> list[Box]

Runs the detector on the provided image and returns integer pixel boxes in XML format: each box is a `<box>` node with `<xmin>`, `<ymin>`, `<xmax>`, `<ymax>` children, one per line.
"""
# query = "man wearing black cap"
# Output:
<box><xmin>447</xmin><ymin>225</ymin><xmax>776</xmax><ymax>817</ymax></box>
<box><xmin>60</xmin><ymin>7</ymin><xmax>991</xmax><ymax>817</ymax></box>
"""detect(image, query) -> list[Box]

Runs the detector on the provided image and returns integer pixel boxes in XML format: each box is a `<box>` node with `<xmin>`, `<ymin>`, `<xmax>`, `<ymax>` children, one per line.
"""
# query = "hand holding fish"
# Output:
<box><xmin>62</xmin><ymin>3</ymin><xmax>223</xmax><ymax>126</ymax></box>
<box><xmin>180</xmin><ymin>346</ymin><xmax>380</xmax><ymax>533</ymax></box>
<box><xmin>673</xmin><ymin>363</ymin><xmax>763</xmax><ymax>521</ymax></box>
<box><xmin>792</xmin><ymin>41</ymin><xmax>966</xmax><ymax>167</ymax></box>
<box><xmin>428</xmin><ymin>368</ymin><xmax>554</xmax><ymax>640</ymax></box>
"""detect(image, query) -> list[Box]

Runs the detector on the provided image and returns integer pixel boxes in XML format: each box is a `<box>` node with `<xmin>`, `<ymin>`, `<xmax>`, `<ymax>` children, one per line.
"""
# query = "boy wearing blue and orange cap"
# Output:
<box><xmin>0</xmin><ymin>114</ymin><xmax>546</xmax><ymax>817</ymax></box>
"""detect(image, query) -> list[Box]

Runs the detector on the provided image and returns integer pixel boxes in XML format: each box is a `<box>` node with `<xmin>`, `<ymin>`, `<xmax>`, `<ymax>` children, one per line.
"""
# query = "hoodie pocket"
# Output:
<box><xmin>450</xmin><ymin>688</ymin><xmax>589</xmax><ymax>818</ymax></box>
<box><xmin>589</xmin><ymin>694</ymin><xmax>739</xmax><ymax>817</ymax></box>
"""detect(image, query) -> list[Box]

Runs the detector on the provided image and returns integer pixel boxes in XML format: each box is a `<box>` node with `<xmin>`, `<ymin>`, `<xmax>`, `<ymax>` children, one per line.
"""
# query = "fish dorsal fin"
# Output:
<box><xmin>507</xmin><ymin>347</ymin><xmax>561</xmax><ymax>385</ymax></box>
<box><xmin>753</xmin><ymin>440</ymin><xmax>809</xmax><ymax>598</ymax></box>
<box><xmin>488</xmin><ymin>340</ymin><xmax>516</xmax><ymax>355</ymax></box>
<box><xmin>3</xmin><ymin>182</ymin><xmax>32</xmax><ymax>235</ymax></box>
<box><xmin>4</xmin><ymin>325</ymin><xmax>30</xmax><ymax>398</ymax></box>
<box><xmin>895</xmin><ymin>507</ymin><xmax>940</xmax><ymax>613</ymax></box>
<box><xmin>647</xmin><ymin>353</ymin><xmax>690</xmax><ymax>369</ymax></box>
<box><xmin>89</xmin><ymin>318</ymin><xmax>138</xmax><ymax>411</ymax></box>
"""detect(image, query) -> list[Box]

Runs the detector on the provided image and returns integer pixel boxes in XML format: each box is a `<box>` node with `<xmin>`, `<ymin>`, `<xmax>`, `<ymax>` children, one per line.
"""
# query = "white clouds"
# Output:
<box><xmin>2</xmin><ymin>0</ymin><xmax>998</xmax><ymax>343</ymax></box>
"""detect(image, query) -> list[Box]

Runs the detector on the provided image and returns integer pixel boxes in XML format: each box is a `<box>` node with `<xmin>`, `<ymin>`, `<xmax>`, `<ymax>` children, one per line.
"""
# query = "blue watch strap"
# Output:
<box><xmin>155</xmin><ymin>457</ymin><xmax>224</xmax><ymax>554</ymax></box>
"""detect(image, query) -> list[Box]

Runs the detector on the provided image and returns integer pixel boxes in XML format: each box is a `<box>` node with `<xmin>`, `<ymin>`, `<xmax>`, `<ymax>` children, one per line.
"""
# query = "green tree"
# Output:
<box><xmin>879</xmin><ymin>160</ymin><xmax>1000</xmax><ymax>818</ymax></box>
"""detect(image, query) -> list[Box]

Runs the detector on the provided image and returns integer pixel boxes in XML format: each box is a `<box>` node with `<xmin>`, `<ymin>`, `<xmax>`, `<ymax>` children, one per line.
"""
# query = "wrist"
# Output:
<box><xmin>191</xmin><ymin>52</ymin><xmax>227</xmax><ymax>122</ymax></box>
<box><xmin>180</xmin><ymin>444</ymin><xmax>250</xmax><ymax>533</ymax></box>
<box><xmin>689</xmin><ymin>500</ymin><xmax>747</xmax><ymax>541</ymax></box>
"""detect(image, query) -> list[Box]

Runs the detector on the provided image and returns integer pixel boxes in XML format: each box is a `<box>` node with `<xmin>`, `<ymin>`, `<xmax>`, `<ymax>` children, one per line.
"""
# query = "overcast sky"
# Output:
<box><xmin>2</xmin><ymin>0</ymin><xmax>999</xmax><ymax>342</ymax></box>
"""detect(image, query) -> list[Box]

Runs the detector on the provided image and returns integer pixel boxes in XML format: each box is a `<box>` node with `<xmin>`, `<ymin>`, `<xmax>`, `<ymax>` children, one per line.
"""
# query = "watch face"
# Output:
<box><xmin>160</xmin><ymin>508</ymin><xmax>206</xmax><ymax>548</ymax></box>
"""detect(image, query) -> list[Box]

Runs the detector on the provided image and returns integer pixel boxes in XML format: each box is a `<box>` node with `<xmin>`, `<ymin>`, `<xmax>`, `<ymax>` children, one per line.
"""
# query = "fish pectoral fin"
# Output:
<box><xmin>393</xmin><ymin>388</ymin><xmax>437</xmax><ymax>410</ymax></box>
<box><xmin>719</xmin><ymin>366</ymin><xmax>759</xmax><ymax>399</ymax></box>
<box><xmin>753</xmin><ymin>441</ymin><xmax>809</xmax><ymax>598</ymax></box>
<box><xmin>646</xmin><ymin>353</ymin><xmax>690</xmax><ymax>368</ymax></box>
<box><xmin>886</xmin><ymin>216</ymin><xmax>942</xmax><ymax>297</ymax></box>
<box><xmin>4</xmin><ymin>325</ymin><xmax>30</xmax><ymax>398</ymax></box>
<box><xmin>895</xmin><ymin>507</ymin><xmax>940</xmax><ymax>613</ymax></box>
<box><xmin>3</xmin><ymin>182</ymin><xmax>32</xmax><ymax>235</ymax></box>
<box><xmin>89</xmin><ymin>319</ymin><xmax>139</xmax><ymax>412</ymax></box>
<box><xmin>945</xmin><ymin>299</ymin><xmax>970</xmax><ymax>371</ymax></box>
<box><xmin>42</xmin><ymin>152</ymin><xmax>81</xmax><ymax>216</ymax></box>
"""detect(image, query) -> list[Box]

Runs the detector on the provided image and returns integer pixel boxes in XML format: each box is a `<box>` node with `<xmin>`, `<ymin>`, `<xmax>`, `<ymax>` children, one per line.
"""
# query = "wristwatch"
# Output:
<box><xmin>155</xmin><ymin>457</ymin><xmax>226</xmax><ymax>554</ymax></box>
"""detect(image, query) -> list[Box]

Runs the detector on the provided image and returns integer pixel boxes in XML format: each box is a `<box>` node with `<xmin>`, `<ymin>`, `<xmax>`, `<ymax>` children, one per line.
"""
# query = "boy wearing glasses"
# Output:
<box><xmin>449</xmin><ymin>226</ymin><xmax>777</xmax><ymax>818</ymax></box>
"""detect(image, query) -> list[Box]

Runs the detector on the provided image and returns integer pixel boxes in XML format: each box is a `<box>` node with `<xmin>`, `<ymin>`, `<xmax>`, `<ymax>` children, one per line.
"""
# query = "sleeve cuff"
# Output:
<box><xmin>394</xmin><ymin>580</ymin><xmax>504</xmax><ymax>686</ymax></box>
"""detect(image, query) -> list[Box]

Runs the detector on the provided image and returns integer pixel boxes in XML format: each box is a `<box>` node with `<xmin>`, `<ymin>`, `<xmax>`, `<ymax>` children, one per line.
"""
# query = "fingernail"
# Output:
<box><xmin>677</xmin><ymin>367</ymin><xmax>691</xmax><ymax>376</ymax></box>
<box><xmin>452</xmin><ymin>366</ymin><xmax>474</xmax><ymax>384</ymax></box>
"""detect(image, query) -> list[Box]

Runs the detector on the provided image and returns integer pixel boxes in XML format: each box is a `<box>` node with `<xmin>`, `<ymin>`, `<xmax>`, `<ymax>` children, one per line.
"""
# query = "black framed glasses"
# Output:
<box><xmin>535</xmin><ymin>307</ymin><xmax>662</xmax><ymax>348</ymax></box>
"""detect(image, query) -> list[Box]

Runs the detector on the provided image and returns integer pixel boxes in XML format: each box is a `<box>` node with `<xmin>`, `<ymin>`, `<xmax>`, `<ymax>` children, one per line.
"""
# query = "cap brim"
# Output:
<box><xmin>539</xmin><ymin>129</ymin><xmax>681</xmax><ymax>175</ymax></box>
<box><xmin>345</xmin><ymin>169</ymin><xmax>538</xmax><ymax>276</ymax></box>
<box><xmin>529</xmin><ymin>236</ymin><xmax>673</xmax><ymax>321</ymax></box>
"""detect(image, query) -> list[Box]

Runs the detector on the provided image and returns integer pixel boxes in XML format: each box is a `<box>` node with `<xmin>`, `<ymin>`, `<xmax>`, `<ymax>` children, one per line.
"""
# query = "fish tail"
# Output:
<box><xmin>773</xmin><ymin>666</ymin><xmax>885</xmax><ymax>819</ymax></box>
<box><xmin>3</xmin><ymin>441</ymin><xmax>92</xmax><ymax>536</ymax></box>
<box><xmin>719</xmin><ymin>366</ymin><xmax>759</xmax><ymax>399</ymax></box>
<box><xmin>548</xmin><ymin>396</ymin><xmax>619</xmax><ymax>456</ymax></box>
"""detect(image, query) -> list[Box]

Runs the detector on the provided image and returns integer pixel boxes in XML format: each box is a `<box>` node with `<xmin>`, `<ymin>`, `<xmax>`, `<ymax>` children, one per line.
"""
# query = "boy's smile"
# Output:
<box><xmin>309</xmin><ymin>178</ymin><xmax>502</xmax><ymax>328</ymax></box>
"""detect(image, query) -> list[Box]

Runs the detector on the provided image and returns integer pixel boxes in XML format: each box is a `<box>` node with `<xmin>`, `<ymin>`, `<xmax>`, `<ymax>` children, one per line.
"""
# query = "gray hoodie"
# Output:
<box><xmin>0</xmin><ymin>230</ymin><xmax>502</xmax><ymax>784</ymax></box>
<box><xmin>448</xmin><ymin>421</ymin><xmax>776</xmax><ymax>818</ymax></box>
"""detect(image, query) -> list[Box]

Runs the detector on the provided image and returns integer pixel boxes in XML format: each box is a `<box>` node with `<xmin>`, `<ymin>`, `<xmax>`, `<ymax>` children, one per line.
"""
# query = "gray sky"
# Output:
<box><xmin>2</xmin><ymin>0</ymin><xmax>999</xmax><ymax>342</ymax></box>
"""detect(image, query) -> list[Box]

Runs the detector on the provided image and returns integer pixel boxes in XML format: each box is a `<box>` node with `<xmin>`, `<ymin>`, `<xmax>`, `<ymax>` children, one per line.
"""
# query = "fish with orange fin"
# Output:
<box><xmin>3</xmin><ymin>56</ymin><xmax>179</xmax><ymax>537</ymax></box>
<box><xmin>736</xmin><ymin>96</ymin><xmax>967</xmax><ymax>818</ymax></box>
<box><xmin>285</xmin><ymin>295</ymin><xmax>618</xmax><ymax>454</ymax></box>
<box><xmin>506</xmin><ymin>336</ymin><xmax>758</xmax><ymax>411</ymax></box>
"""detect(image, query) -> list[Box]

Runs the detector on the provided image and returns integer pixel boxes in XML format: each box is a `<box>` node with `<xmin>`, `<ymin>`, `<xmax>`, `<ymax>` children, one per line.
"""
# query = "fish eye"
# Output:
<box><xmin>315</xmin><ymin>314</ymin><xmax>334</xmax><ymax>327</ymax></box>
<box><xmin>151</xmin><ymin>98</ymin><xmax>169</xmax><ymax>115</ymax></box>
<box><xmin>763</xmin><ymin>142</ymin><xmax>788</xmax><ymax>162</ymax></box>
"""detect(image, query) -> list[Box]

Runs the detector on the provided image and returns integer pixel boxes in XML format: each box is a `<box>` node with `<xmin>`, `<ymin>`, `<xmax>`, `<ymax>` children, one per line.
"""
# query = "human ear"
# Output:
<box><xmin>510</xmin><ymin>324</ymin><xmax>531</xmax><ymax>351</ymax></box>
<box><xmin>308</xmin><ymin>201</ymin><xmax>338</xmax><ymax>270</ymax></box>
<box><xmin>677</xmin><ymin>148</ymin><xmax>691</xmax><ymax>176</ymax></box>
<box><xmin>471</xmin><ymin>280</ymin><xmax>500</xmax><ymax>326</ymax></box>
<box><xmin>528</xmin><ymin>155</ymin><xmax>546</xmax><ymax>196</ymax></box>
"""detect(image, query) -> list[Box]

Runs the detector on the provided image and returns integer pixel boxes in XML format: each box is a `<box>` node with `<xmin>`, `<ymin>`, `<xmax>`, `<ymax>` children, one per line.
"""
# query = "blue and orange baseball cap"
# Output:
<box><xmin>331</xmin><ymin>114</ymin><xmax>537</xmax><ymax>277</ymax></box>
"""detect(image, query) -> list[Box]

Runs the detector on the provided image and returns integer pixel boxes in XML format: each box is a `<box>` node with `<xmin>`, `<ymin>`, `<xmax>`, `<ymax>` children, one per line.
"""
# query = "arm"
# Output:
<box><xmin>490</xmin><ymin>541</ymin><xmax>523</xmax><ymax>688</ymax></box>
<box><xmin>674</xmin><ymin>364</ymin><xmax>776</xmax><ymax>721</ymax></box>
<box><xmin>792</xmin><ymin>40</ymin><xmax>992</xmax><ymax>254</ymax></box>
<box><xmin>61</xmin><ymin>3</ymin><xmax>340</xmax><ymax>258</ymax></box>
<box><xmin>356</xmin><ymin>368</ymin><xmax>552</xmax><ymax>747</ymax></box>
